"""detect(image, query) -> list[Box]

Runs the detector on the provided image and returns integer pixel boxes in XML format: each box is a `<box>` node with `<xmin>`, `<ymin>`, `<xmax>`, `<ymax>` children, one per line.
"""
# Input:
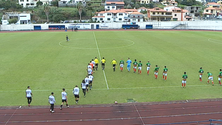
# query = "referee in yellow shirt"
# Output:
<box><xmin>94</xmin><ymin>57</ymin><xmax>99</xmax><ymax>71</ymax></box>
<box><xmin>111</xmin><ymin>59</ymin><xmax>117</xmax><ymax>72</ymax></box>
<box><xmin>101</xmin><ymin>57</ymin><xmax>106</xmax><ymax>70</ymax></box>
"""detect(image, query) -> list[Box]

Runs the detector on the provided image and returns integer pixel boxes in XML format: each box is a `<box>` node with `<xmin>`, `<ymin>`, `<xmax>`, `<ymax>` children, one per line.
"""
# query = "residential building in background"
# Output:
<box><xmin>147</xmin><ymin>7</ymin><xmax>172</xmax><ymax>21</ymax></box>
<box><xmin>92</xmin><ymin>9</ymin><xmax>143</xmax><ymax>23</ymax></box>
<box><xmin>1</xmin><ymin>12</ymin><xmax>31</xmax><ymax>25</ymax></box>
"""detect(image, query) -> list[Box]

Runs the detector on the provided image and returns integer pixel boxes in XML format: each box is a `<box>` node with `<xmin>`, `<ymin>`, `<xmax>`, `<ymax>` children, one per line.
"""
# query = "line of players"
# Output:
<box><xmin>92</xmin><ymin>57</ymin><xmax>222</xmax><ymax>88</ymax></box>
<box><xmin>198</xmin><ymin>67</ymin><xmax>222</xmax><ymax>86</ymax></box>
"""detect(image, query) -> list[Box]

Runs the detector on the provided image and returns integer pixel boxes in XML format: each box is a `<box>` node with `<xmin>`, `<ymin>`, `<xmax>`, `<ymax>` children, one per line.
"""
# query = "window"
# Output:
<box><xmin>157</xmin><ymin>12</ymin><xmax>159</xmax><ymax>14</ymax></box>
<box><xmin>174</xmin><ymin>14</ymin><xmax>177</xmax><ymax>16</ymax></box>
<box><xmin>20</xmin><ymin>0</ymin><xmax>24</xmax><ymax>2</ymax></box>
<box><xmin>107</xmin><ymin>13</ymin><xmax>111</xmax><ymax>16</ymax></box>
<box><xmin>107</xmin><ymin>18</ymin><xmax>110</xmax><ymax>20</ymax></box>
<box><xmin>95</xmin><ymin>18</ymin><xmax>97</xmax><ymax>20</ymax></box>
<box><xmin>107</xmin><ymin>6</ymin><xmax>110</xmax><ymax>8</ymax></box>
<box><xmin>119</xmin><ymin>13</ymin><xmax>123</xmax><ymax>16</ymax></box>
<box><xmin>206</xmin><ymin>10</ymin><xmax>208</xmax><ymax>12</ymax></box>
<box><xmin>153</xmin><ymin>12</ymin><xmax>155</xmax><ymax>15</ymax></box>
<box><xmin>119</xmin><ymin>18</ymin><xmax>122</xmax><ymax>20</ymax></box>
<box><xmin>100</xmin><ymin>14</ymin><xmax>103</xmax><ymax>16</ymax></box>
<box><xmin>100</xmin><ymin>18</ymin><xmax>103</xmax><ymax>20</ymax></box>
<box><xmin>27</xmin><ymin>0</ymin><xmax>29</xmax><ymax>2</ymax></box>
<box><xmin>162</xmin><ymin>12</ymin><xmax>164</xmax><ymax>15</ymax></box>
<box><xmin>112</xmin><ymin>6</ymin><xmax>115</xmax><ymax>8</ymax></box>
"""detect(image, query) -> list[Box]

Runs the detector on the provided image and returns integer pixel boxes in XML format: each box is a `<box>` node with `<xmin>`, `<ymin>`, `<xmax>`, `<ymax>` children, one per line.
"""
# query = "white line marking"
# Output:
<box><xmin>0</xmin><ymin>85</ymin><xmax>211</xmax><ymax>93</ymax></box>
<box><xmin>4</xmin><ymin>108</ymin><xmax>18</xmax><ymax>125</ymax></box>
<box><xmin>93</xmin><ymin>32</ymin><xmax>109</xmax><ymax>89</ymax></box>
<box><xmin>208</xmin><ymin>38</ymin><xmax>222</xmax><ymax>44</ymax></box>
<box><xmin>133</xmin><ymin>103</ymin><xmax>145</xmax><ymax>125</ymax></box>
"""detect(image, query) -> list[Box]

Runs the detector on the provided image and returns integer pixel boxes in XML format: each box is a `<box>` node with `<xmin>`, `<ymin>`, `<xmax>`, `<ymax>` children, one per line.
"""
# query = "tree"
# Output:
<box><xmin>36</xmin><ymin>1</ymin><xmax>43</xmax><ymax>7</ymax></box>
<box><xmin>126</xmin><ymin>4</ymin><xmax>132</xmax><ymax>9</ymax></box>
<box><xmin>9</xmin><ymin>18</ymin><xmax>18</xmax><ymax>24</ymax></box>
<box><xmin>51</xmin><ymin>0</ymin><xmax>58</xmax><ymax>7</ymax></box>
<box><xmin>43</xmin><ymin>4</ymin><xmax>51</xmax><ymax>23</ymax></box>
<box><xmin>77</xmin><ymin>2</ymin><xmax>84</xmax><ymax>22</ymax></box>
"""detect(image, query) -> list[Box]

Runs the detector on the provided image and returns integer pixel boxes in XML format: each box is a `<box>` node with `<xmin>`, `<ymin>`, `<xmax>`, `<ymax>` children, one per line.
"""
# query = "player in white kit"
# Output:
<box><xmin>60</xmin><ymin>88</ymin><xmax>69</xmax><ymax>110</ymax></box>
<box><xmin>73</xmin><ymin>85</ymin><xmax>80</xmax><ymax>103</ymax></box>
<box><xmin>49</xmin><ymin>92</ymin><xmax>56</xmax><ymax>113</ymax></box>
<box><xmin>26</xmin><ymin>86</ymin><xmax>32</xmax><ymax>107</ymax></box>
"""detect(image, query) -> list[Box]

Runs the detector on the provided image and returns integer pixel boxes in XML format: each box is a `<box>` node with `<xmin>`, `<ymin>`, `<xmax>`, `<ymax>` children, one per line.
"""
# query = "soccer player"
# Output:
<box><xmin>218</xmin><ymin>69</ymin><xmax>222</xmax><ymax>85</ymax></box>
<box><xmin>25</xmin><ymin>86</ymin><xmax>32</xmax><ymax>107</ymax></box>
<box><xmin>133</xmin><ymin>59</ymin><xmax>138</xmax><ymax>73</ymax></box>
<box><xmin>94</xmin><ymin>57</ymin><xmax>99</xmax><ymax>70</ymax></box>
<box><xmin>87</xmin><ymin>63</ymin><xmax>92</xmax><ymax>69</ymax></box>
<box><xmin>88</xmin><ymin>74</ymin><xmax>94</xmax><ymax>90</ymax></box>
<box><xmin>87</xmin><ymin>68</ymin><xmax>93</xmax><ymax>75</ymax></box>
<box><xmin>66</xmin><ymin>35</ymin><xmax>69</xmax><ymax>42</ymax></box>
<box><xmin>163</xmin><ymin>66</ymin><xmax>168</xmax><ymax>80</ymax></box>
<box><xmin>60</xmin><ymin>88</ymin><xmax>69</xmax><ymax>110</ymax></box>
<box><xmin>207</xmin><ymin>72</ymin><xmax>214</xmax><ymax>86</ymax></box>
<box><xmin>84</xmin><ymin>76</ymin><xmax>90</xmax><ymax>92</ymax></box>
<box><xmin>154</xmin><ymin>65</ymin><xmax>160</xmax><ymax>79</ymax></box>
<box><xmin>182</xmin><ymin>72</ymin><xmax>188</xmax><ymax>88</ymax></box>
<box><xmin>146</xmin><ymin>61</ymin><xmax>151</xmax><ymax>75</ymax></box>
<box><xmin>126</xmin><ymin>58</ymin><xmax>132</xmax><ymax>72</ymax></box>
<box><xmin>91</xmin><ymin>59</ymin><xmax>95</xmax><ymax>70</ymax></box>
<box><xmin>73</xmin><ymin>85</ymin><xmax>80</xmax><ymax>104</ymax></box>
<box><xmin>49</xmin><ymin>92</ymin><xmax>56</xmax><ymax>113</ymax></box>
<box><xmin>138</xmin><ymin>61</ymin><xmax>142</xmax><ymax>74</ymax></box>
<box><xmin>199</xmin><ymin>67</ymin><xmax>204</xmax><ymax>81</ymax></box>
<box><xmin>119</xmin><ymin>59</ymin><xmax>124</xmax><ymax>72</ymax></box>
<box><xmin>111</xmin><ymin>59</ymin><xmax>117</xmax><ymax>71</ymax></box>
<box><xmin>81</xmin><ymin>80</ymin><xmax>87</xmax><ymax>97</ymax></box>
<box><xmin>101</xmin><ymin>57</ymin><xmax>106</xmax><ymax>70</ymax></box>
<box><xmin>90</xmin><ymin>61</ymin><xmax>94</xmax><ymax>70</ymax></box>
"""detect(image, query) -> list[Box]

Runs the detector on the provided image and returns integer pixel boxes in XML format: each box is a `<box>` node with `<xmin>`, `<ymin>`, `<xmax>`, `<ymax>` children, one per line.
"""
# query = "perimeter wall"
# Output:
<box><xmin>0</xmin><ymin>21</ymin><xmax>222</xmax><ymax>31</ymax></box>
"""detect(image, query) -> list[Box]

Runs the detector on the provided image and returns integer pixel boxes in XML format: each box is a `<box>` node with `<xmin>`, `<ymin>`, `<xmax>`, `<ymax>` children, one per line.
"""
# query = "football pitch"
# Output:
<box><xmin>0</xmin><ymin>30</ymin><xmax>222</xmax><ymax>106</ymax></box>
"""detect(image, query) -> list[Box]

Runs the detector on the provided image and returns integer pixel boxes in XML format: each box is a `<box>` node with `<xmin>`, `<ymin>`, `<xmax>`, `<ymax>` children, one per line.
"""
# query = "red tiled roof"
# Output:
<box><xmin>207</xmin><ymin>2</ymin><xmax>219</xmax><ymax>5</ymax></box>
<box><xmin>147</xmin><ymin>7</ymin><xmax>166</xmax><ymax>12</ymax></box>
<box><xmin>131</xmin><ymin>12</ymin><xmax>143</xmax><ymax>15</ymax></box>
<box><xmin>106</xmin><ymin>2</ymin><xmax>124</xmax><ymax>4</ymax></box>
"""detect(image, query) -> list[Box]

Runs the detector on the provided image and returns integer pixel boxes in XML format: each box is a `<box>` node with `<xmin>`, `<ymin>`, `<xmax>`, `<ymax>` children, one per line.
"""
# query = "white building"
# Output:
<box><xmin>92</xmin><ymin>9</ymin><xmax>143</xmax><ymax>23</ymax></box>
<box><xmin>18</xmin><ymin>0</ymin><xmax>52</xmax><ymax>8</ymax></box>
<box><xmin>1</xmin><ymin>12</ymin><xmax>31</xmax><ymax>25</ymax></box>
<box><xmin>19</xmin><ymin>0</ymin><xmax>37</xmax><ymax>8</ymax></box>
<box><xmin>105</xmin><ymin>2</ymin><xmax>124</xmax><ymax>10</ymax></box>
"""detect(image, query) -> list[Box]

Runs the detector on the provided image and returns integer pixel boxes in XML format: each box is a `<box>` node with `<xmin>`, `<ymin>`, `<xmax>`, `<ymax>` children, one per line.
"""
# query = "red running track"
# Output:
<box><xmin>1</xmin><ymin>99</ymin><xmax>222</xmax><ymax>125</ymax></box>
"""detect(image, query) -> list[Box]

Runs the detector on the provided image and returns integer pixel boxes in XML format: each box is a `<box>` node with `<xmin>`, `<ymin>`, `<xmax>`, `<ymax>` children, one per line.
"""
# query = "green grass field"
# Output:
<box><xmin>0</xmin><ymin>30</ymin><xmax>222</xmax><ymax>106</ymax></box>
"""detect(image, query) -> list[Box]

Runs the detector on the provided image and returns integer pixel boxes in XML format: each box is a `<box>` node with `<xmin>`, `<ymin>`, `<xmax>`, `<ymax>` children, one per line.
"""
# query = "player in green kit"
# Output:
<box><xmin>154</xmin><ymin>65</ymin><xmax>160</xmax><ymax>79</ymax></box>
<box><xmin>138</xmin><ymin>61</ymin><xmax>142</xmax><ymax>74</ymax></box>
<box><xmin>198</xmin><ymin>67</ymin><xmax>204</xmax><ymax>81</ymax></box>
<box><xmin>133</xmin><ymin>59</ymin><xmax>138</xmax><ymax>73</ymax></box>
<box><xmin>207</xmin><ymin>72</ymin><xmax>214</xmax><ymax>86</ymax></box>
<box><xmin>182</xmin><ymin>72</ymin><xmax>188</xmax><ymax>88</ymax></box>
<box><xmin>218</xmin><ymin>69</ymin><xmax>222</xmax><ymax>85</ymax></box>
<box><xmin>163</xmin><ymin>66</ymin><xmax>168</xmax><ymax>80</ymax></box>
<box><xmin>119</xmin><ymin>59</ymin><xmax>124</xmax><ymax>72</ymax></box>
<box><xmin>146</xmin><ymin>61</ymin><xmax>151</xmax><ymax>75</ymax></box>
